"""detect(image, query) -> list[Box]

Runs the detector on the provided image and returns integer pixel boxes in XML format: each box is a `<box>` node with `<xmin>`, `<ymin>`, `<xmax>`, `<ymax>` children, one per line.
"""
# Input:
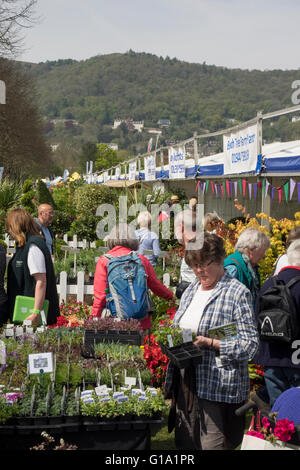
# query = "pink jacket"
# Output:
<box><xmin>92</xmin><ymin>246</ymin><xmax>174</xmax><ymax>329</ymax></box>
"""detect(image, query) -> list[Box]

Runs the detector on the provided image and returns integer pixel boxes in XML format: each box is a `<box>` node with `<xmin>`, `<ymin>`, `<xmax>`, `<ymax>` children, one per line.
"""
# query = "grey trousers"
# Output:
<box><xmin>174</xmin><ymin>373</ymin><xmax>245</xmax><ymax>450</ymax></box>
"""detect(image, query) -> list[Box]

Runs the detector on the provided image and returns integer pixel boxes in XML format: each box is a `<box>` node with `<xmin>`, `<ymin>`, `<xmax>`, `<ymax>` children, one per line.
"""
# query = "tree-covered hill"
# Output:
<box><xmin>18</xmin><ymin>51</ymin><xmax>300</xmax><ymax>170</ymax></box>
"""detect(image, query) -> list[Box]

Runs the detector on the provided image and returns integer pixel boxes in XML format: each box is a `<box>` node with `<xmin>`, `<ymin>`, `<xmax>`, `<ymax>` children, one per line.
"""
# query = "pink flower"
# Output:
<box><xmin>262</xmin><ymin>417</ymin><xmax>271</xmax><ymax>429</ymax></box>
<box><xmin>247</xmin><ymin>430</ymin><xmax>265</xmax><ymax>440</ymax></box>
<box><xmin>274</xmin><ymin>419</ymin><xmax>295</xmax><ymax>442</ymax></box>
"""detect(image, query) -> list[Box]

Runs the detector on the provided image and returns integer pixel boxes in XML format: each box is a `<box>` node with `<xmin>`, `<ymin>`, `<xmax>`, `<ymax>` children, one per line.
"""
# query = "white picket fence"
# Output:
<box><xmin>4</xmin><ymin>233</ymin><xmax>98</xmax><ymax>254</ymax></box>
<box><xmin>56</xmin><ymin>270</ymin><xmax>171</xmax><ymax>304</ymax></box>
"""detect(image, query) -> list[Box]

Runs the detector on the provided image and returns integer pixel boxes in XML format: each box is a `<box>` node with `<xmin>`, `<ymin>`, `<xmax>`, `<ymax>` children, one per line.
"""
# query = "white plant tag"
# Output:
<box><xmin>124</xmin><ymin>376</ymin><xmax>136</xmax><ymax>387</ymax></box>
<box><xmin>40</xmin><ymin>311</ymin><xmax>47</xmax><ymax>326</ymax></box>
<box><xmin>23</xmin><ymin>320</ymin><xmax>32</xmax><ymax>327</ymax></box>
<box><xmin>15</xmin><ymin>326</ymin><xmax>24</xmax><ymax>337</ymax></box>
<box><xmin>5</xmin><ymin>328</ymin><xmax>14</xmax><ymax>337</ymax></box>
<box><xmin>182</xmin><ymin>329</ymin><xmax>193</xmax><ymax>343</ymax></box>
<box><xmin>95</xmin><ymin>385</ymin><xmax>108</xmax><ymax>396</ymax></box>
<box><xmin>167</xmin><ymin>334</ymin><xmax>174</xmax><ymax>348</ymax></box>
<box><xmin>0</xmin><ymin>340</ymin><xmax>6</xmax><ymax>364</ymax></box>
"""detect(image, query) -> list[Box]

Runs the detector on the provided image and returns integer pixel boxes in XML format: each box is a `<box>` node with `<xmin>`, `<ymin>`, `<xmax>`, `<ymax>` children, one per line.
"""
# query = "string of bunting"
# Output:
<box><xmin>195</xmin><ymin>178</ymin><xmax>300</xmax><ymax>203</ymax></box>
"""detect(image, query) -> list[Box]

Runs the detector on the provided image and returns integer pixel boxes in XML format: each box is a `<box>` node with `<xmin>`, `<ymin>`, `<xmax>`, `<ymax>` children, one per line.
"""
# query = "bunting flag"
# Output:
<box><xmin>203</xmin><ymin>182</ymin><xmax>206</xmax><ymax>194</ymax></box>
<box><xmin>226</xmin><ymin>180</ymin><xmax>230</xmax><ymax>197</ymax></box>
<box><xmin>290</xmin><ymin>178</ymin><xmax>296</xmax><ymax>200</ymax></box>
<box><xmin>195</xmin><ymin>181</ymin><xmax>201</xmax><ymax>192</ymax></box>
<box><xmin>238</xmin><ymin>179</ymin><xmax>242</xmax><ymax>196</ymax></box>
<box><xmin>222</xmin><ymin>182</ymin><xmax>226</xmax><ymax>198</ymax></box>
<box><xmin>211</xmin><ymin>180</ymin><xmax>215</xmax><ymax>194</ymax></box>
<box><xmin>298</xmin><ymin>183</ymin><xmax>300</xmax><ymax>203</ymax></box>
<box><xmin>262</xmin><ymin>179</ymin><xmax>265</xmax><ymax>198</ymax></box>
<box><xmin>234</xmin><ymin>181</ymin><xmax>238</xmax><ymax>198</ymax></box>
<box><xmin>271</xmin><ymin>186</ymin><xmax>275</xmax><ymax>203</ymax></box>
<box><xmin>284</xmin><ymin>181</ymin><xmax>289</xmax><ymax>203</ymax></box>
<box><xmin>215</xmin><ymin>183</ymin><xmax>218</xmax><ymax>197</ymax></box>
<box><xmin>205</xmin><ymin>180</ymin><xmax>209</xmax><ymax>193</ymax></box>
<box><xmin>248</xmin><ymin>183</ymin><xmax>252</xmax><ymax>200</ymax></box>
<box><xmin>278</xmin><ymin>187</ymin><xmax>282</xmax><ymax>204</ymax></box>
<box><xmin>253</xmin><ymin>183</ymin><xmax>258</xmax><ymax>201</ymax></box>
<box><xmin>230</xmin><ymin>181</ymin><xmax>233</xmax><ymax>197</ymax></box>
<box><xmin>242</xmin><ymin>179</ymin><xmax>247</xmax><ymax>198</ymax></box>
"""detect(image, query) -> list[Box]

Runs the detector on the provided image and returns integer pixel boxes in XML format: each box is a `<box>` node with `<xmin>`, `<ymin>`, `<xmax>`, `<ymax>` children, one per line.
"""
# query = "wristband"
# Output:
<box><xmin>32</xmin><ymin>309</ymin><xmax>40</xmax><ymax>315</ymax></box>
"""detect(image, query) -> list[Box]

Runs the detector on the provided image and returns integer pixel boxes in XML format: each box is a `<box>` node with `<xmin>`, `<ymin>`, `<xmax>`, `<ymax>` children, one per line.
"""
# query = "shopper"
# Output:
<box><xmin>92</xmin><ymin>223</ymin><xmax>175</xmax><ymax>330</ymax></box>
<box><xmin>165</xmin><ymin>232</ymin><xmax>259</xmax><ymax>450</ymax></box>
<box><xmin>6</xmin><ymin>208</ymin><xmax>59</xmax><ymax>325</ymax></box>
<box><xmin>224</xmin><ymin>227</ymin><xmax>270</xmax><ymax>306</ymax></box>
<box><xmin>135</xmin><ymin>211</ymin><xmax>161</xmax><ymax>267</ymax></box>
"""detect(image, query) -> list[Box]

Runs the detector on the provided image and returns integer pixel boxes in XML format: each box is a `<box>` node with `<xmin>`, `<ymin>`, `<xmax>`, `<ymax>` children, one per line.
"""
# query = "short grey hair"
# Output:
<box><xmin>235</xmin><ymin>227</ymin><xmax>270</xmax><ymax>253</ymax></box>
<box><xmin>287</xmin><ymin>239</ymin><xmax>300</xmax><ymax>267</ymax></box>
<box><xmin>106</xmin><ymin>223</ymin><xmax>139</xmax><ymax>251</ymax></box>
<box><xmin>137</xmin><ymin>211</ymin><xmax>151</xmax><ymax>228</ymax></box>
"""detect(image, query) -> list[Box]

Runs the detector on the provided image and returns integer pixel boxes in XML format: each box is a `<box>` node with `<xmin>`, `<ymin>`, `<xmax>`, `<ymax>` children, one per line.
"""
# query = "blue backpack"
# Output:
<box><xmin>104</xmin><ymin>252</ymin><xmax>149</xmax><ymax>320</ymax></box>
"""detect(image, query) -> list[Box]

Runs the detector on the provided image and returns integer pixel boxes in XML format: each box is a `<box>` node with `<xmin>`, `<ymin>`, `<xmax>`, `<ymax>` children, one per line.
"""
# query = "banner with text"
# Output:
<box><xmin>128</xmin><ymin>161</ymin><xmax>137</xmax><ymax>180</ymax></box>
<box><xmin>144</xmin><ymin>154</ymin><xmax>156</xmax><ymax>181</ymax></box>
<box><xmin>168</xmin><ymin>147</ymin><xmax>186</xmax><ymax>179</ymax></box>
<box><xmin>223</xmin><ymin>124</ymin><xmax>259</xmax><ymax>175</ymax></box>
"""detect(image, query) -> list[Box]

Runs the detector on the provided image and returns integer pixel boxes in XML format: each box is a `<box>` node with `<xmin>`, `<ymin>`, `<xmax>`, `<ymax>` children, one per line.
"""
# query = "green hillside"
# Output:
<box><xmin>19</xmin><ymin>51</ymin><xmax>300</xmax><ymax>169</ymax></box>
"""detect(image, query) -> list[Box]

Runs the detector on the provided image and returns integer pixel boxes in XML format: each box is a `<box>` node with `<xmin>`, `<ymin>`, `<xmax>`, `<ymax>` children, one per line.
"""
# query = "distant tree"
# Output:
<box><xmin>0</xmin><ymin>0</ymin><xmax>38</xmax><ymax>57</ymax></box>
<box><xmin>0</xmin><ymin>58</ymin><xmax>53</xmax><ymax>178</ymax></box>
<box><xmin>36</xmin><ymin>179</ymin><xmax>55</xmax><ymax>208</ymax></box>
<box><xmin>78</xmin><ymin>142</ymin><xmax>98</xmax><ymax>172</ymax></box>
<box><xmin>95</xmin><ymin>143</ymin><xmax>119</xmax><ymax>171</ymax></box>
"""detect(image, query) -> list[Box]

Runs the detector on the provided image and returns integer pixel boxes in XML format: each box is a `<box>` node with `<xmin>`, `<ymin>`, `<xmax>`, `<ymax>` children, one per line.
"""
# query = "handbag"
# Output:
<box><xmin>175</xmin><ymin>281</ymin><xmax>190</xmax><ymax>299</ymax></box>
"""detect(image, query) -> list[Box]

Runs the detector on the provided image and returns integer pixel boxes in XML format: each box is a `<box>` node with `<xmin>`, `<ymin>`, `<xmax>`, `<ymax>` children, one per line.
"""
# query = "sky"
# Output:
<box><xmin>18</xmin><ymin>0</ymin><xmax>300</xmax><ymax>70</ymax></box>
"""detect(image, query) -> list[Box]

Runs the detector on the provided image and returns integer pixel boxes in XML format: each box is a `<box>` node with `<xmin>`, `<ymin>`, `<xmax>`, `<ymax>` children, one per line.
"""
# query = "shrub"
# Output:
<box><xmin>73</xmin><ymin>184</ymin><xmax>117</xmax><ymax>215</ymax></box>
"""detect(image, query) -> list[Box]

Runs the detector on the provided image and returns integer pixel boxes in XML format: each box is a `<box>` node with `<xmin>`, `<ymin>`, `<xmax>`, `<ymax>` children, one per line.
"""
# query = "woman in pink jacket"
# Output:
<box><xmin>92</xmin><ymin>224</ymin><xmax>175</xmax><ymax>329</ymax></box>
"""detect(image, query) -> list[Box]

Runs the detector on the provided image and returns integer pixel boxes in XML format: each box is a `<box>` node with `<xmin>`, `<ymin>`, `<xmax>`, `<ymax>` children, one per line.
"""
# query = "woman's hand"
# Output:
<box><xmin>194</xmin><ymin>335</ymin><xmax>212</xmax><ymax>348</ymax></box>
<box><xmin>23</xmin><ymin>313</ymin><xmax>40</xmax><ymax>326</ymax></box>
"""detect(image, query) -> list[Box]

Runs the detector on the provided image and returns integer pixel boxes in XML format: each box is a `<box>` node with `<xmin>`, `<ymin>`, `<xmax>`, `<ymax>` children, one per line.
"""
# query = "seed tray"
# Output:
<box><xmin>159</xmin><ymin>341</ymin><xmax>203</xmax><ymax>369</ymax></box>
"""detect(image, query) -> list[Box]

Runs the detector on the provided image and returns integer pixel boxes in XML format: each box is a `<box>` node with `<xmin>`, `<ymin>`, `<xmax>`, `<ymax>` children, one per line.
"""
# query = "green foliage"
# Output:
<box><xmin>73</xmin><ymin>183</ymin><xmax>117</xmax><ymax>215</ymax></box>
<box><xmin>36</xmin><ymin>179</ymin><xmax>55</xmax><ymax>207</ymax></box>
<box><xmin>20</xmin><ymin>179</ymin><xmax>36</xmax><ymax>213</ymax></box>
<box><xmin>95</xmin><ymin>143</ymin><xmax>119</xmax><ymax>171</ymax></box>
<box><xmin>50</xmin><ymin>210</ymin><xmax>73</xmax><ymax>236</ymax></box>
<box><xmin>69</xmin><ymin>214</ymin><xmax>99</xmax><ymax>242</ymax></box>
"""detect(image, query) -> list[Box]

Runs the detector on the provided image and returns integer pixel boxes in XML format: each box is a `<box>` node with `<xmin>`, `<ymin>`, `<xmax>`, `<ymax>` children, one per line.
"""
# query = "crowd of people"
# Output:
<box><xmin>1</xmin><ymin>194</ymin><xmax>300</xmax><ymax>450</ymax></box>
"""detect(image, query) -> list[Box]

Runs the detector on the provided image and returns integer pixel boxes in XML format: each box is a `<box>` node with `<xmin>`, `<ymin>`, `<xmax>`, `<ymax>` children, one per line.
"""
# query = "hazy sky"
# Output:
<box><xmin>18</xmin><ymin>0</ymin><xmax>300</xmax><ymax>70</ymax></box>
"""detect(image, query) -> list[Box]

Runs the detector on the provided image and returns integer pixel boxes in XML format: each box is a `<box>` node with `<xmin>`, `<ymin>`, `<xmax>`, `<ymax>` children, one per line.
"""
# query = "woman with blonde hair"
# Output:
<box><xmin>6</xmin><ymin>208</ymin><xmax>59</xmax><ymax>325</ymax></box>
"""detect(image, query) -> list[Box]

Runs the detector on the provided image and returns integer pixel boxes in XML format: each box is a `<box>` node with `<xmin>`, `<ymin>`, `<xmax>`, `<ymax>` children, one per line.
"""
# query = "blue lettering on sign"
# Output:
<box><xmin>248</xmin><ymin>133</ymin><xmax>255</xmax><ymax>144</ymax></box>
<box><xmin>232</xmin><ymin>152</ymin><xmax>241</xmax><ymax>164</ymax></box>
<box><xmin>227</xmin><ymin>139</ymin><xmax>235</xmax><ymax>150</ymax></box>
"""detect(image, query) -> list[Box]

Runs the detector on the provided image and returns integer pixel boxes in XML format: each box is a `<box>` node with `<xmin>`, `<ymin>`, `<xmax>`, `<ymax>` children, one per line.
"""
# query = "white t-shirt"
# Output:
<box><xmin>27</xmin><ymin>244</ymin><xmax>46</xmax><ymax>275</ymax></box>
<box><xmin>179</xmin><ymin>285</ymin><xmax>214</xmax><ymax>333</ymax></box>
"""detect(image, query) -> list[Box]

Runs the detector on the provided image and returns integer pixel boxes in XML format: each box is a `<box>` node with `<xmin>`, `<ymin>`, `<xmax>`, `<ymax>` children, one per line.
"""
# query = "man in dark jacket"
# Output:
<box><xmin>254</xmin><ymin>239</ymin><xmax>300</xmax><ymax>407</ymax></box>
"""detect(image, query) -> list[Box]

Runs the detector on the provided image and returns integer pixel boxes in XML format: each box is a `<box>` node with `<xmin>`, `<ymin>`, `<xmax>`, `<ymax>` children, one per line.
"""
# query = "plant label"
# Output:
<box><xmin>5</xmin><ymin>328</ymin><xmax>14</xmax><ymax>337</ymax></box>
<box><xmin>40</xmin><ymin>311</ymin><xmax>47</xmax><ymax>326</ymax></box>
<box><xmin>15</xmin><ymin>326</ymin><xmax>24</xmax><ymax>337</ymax></box>
<box><xmin>28</xmin><ymin>352</ymin><xmax>54</xmax><ymax>375</ymax></box>
<box><xmin>167</xmin><ymin>335</ymin><xmax>174</xmax><ymax>347</ymax></box>
<box><xmin>0</xmin><ymin>340</ymin><xmax>6</xmax><ymax>364</ymax></box>
<box><xmin>124</xmin><ymin>376</ymin><xmax>136</xmax><ymax>387</ymax></box>
<box><xmin>95</xmin><ymin>385</ymin><xmax>108</xmax><ymax>396</ymax></box>
<box><xmin>23</xmin><ymin>320</ymin><xmax>32</xmax><ymax>326</ymax></box>
<box><xmin>182</xmin><ymin>329</ymin><xmax>193</xmax><ymax>343</ymax></box>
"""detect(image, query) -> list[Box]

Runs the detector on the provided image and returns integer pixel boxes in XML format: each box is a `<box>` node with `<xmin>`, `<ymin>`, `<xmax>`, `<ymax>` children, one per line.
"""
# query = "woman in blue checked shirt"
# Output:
<box><xmin>165</xmin><ymin>232</ymin><xmax>259</xmax><ymax>450</ymax></box>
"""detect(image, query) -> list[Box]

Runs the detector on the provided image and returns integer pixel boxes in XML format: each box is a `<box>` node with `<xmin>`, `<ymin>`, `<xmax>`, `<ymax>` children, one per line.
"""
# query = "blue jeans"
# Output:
<box><xmin>264</xmin><ymin>367</ymin><xmax>300</xmax><ymax>407</ymax></box>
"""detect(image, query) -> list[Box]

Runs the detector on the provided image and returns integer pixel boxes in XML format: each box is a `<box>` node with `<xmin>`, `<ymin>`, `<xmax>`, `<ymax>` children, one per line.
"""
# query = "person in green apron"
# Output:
<box><xmin>5</xmin><ymin>208</ymin><xmax>59</xmax><ymax>326</ymax></box>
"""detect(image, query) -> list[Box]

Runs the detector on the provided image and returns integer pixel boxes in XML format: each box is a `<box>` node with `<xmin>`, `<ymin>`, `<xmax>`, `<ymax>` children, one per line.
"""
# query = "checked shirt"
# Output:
<box><xmin>165</xmin><ymin>271</ymin><xmax>259</xmax><ymax>403</ymax></box>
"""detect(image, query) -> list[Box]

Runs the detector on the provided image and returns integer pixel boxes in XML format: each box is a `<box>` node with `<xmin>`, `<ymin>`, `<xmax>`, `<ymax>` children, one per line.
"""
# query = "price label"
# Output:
<box><xmin>124</xmin><ymin>377</ymin><xmax>137</xmax><ymax>387</ymax></box>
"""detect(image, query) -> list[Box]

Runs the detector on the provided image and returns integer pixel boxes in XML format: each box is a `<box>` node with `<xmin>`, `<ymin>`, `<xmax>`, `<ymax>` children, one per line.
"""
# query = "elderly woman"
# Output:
<box><xmin>224</xmin><ymin>227</ymin><xmax>270</xmax><ymax>306</ymax></box>
<box><xmin>6</xmin><ymin>208</ymin><xmax>59</xmax><ymax>326</ymax></box>
<box><xmin>165</xmin><ymin>232</ymin><xmax>258</xmax><ymax>450</ymax></box>
<box><xmin>135</xmin><ymin>211</ymin><xmax>161</xmax><ymax>267</ymax></box>
<box><xmin>92</xmin><ymin>223</ymin><xmax>175</xmax><ymax>329</ymax></box>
